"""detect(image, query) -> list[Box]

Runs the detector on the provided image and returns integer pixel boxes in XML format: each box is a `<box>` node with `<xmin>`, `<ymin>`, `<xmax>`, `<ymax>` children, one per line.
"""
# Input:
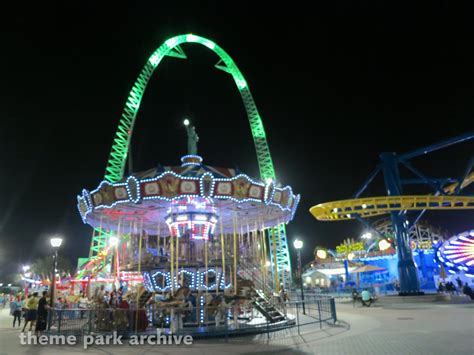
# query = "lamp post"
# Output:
<box><xmin>293</xmin><ymin>239</ymin><xmax>305</xmax><ymax>314</ymax></box>
<box><xmin>49</xmin><ymin>237</ymin><xmax>63</xmax><ymax>308</ymax></box>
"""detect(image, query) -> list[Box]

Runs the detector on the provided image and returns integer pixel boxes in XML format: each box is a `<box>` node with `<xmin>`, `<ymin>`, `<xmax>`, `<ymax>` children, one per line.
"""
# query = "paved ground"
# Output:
<box><xmin>0</xmin><ymin>300</ymin><xmax>472</xmax><ymax>354</ymax></box>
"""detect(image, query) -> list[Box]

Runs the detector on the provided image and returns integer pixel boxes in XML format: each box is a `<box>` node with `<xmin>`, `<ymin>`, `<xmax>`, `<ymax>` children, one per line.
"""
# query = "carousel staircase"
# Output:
<box><xmin>252</xmin><ymin>290</ymin><xmax>286</xmax><ymax>323</ymax></box>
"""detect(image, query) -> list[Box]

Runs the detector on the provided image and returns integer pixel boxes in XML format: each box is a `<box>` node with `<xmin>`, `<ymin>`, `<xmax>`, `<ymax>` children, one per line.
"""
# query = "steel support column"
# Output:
<box><xmin>380</xmin><ymin>152</ymin><xmax>421</xmax><ymax>295</ymax></box>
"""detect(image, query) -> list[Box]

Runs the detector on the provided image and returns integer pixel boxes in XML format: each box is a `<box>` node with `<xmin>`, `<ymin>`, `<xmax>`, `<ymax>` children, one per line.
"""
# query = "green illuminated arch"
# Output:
<box><xmin>101</xmin><ymin>34</ymin><xmax>291</xmax><ymax>288</ymax></box>
<box><xmin>104</xmin><ymin>33</ymin><xmax>274</xmax><ymax>183</ymax></box>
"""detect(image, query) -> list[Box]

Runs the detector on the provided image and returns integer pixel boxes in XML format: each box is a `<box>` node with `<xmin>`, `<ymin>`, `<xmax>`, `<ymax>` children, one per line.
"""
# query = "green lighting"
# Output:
<box><xmin>202</xmin><ymin>40</ymin><xmax>215</xmax><ymax>49</ymax></box>
<box><xmin>186</xmin><ymin>34</ymin><xmax>199</xmax><ymax>42</ymax></box>
<box><xmin>165</xmin><ymin>37</ymin><xmax>178</xmax><ymax>48</ymax></box>
<box><xmin>236</xmin><ymin>78</ymin><xmax>247</xmax><ymax>90</ymax></box>
<box><xmin>97</xmin><ymin>33</ymin><xmax>292</xmax><ymax>287</ymax></box>
<box><xmin>148</xmin><ymin>52</ymin><xmax>160</xmax><ymax>66</ymax></box>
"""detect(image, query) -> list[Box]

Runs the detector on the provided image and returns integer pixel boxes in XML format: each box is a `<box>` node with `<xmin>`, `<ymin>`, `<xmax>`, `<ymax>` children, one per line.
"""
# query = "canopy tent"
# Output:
<box><xmin>350</xmin><ymin>264</ymin><xmax>387</xmax><ymax>287</ymax></box>
<box><xmin>351</xmin><ymin>264</ymin><xmax>387</xmax><ymax>273</ymax></box>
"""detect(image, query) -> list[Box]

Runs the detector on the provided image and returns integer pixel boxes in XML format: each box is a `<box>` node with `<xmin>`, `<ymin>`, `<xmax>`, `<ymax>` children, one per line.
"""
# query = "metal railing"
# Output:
<box><xmin>46</xmin><ymin>297</ymin><xmax>337</xmax><ymax>340</ymax></box>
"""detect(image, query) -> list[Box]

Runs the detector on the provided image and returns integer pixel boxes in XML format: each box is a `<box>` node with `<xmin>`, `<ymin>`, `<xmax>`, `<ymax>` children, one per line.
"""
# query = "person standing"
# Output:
<box><xmin>361</xmin><ymin>289</ymin><xmax>373</xmax><ymax>307</ymax></box>
<box><xmin>35</xmin><ymin>291</ymin><xmax>49</xmax><ymax>335</ymax></box>
<box><xmin>351</xmin><ymin>288</ymin><xmax>359</xmax><ymax>307</ymax></box>
<box><xmin>10</xmin><ymin>296</ymin><xmax>22</xmax><ymax>327</ymax></box>
<box><xmin>462</xmin><ymin>282</ymin><xmax>474</xmax><ymax>300</ymax></box>
<box><xmin>22</xmin><ymin>292</ymin><xmax>39</xmax><ymax>332</ymax></box>
<box><xmin>78</xmin><ymin>292</ymin><xmax>89</xmax><ymax>319</ymax></box>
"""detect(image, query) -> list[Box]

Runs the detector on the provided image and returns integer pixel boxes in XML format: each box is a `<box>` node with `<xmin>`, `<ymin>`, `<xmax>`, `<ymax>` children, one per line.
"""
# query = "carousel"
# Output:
<box><xmin>76</xmin><ymin>121</ymin><xmax>299</xmax><ymax>333</ymax></box>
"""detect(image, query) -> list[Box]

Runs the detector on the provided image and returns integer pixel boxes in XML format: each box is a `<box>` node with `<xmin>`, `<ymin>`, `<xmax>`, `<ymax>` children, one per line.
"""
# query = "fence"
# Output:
<box><xmin>46</xmin><ymin>297</ymin><xmax>337</xmax><ymax>340</ymax></box>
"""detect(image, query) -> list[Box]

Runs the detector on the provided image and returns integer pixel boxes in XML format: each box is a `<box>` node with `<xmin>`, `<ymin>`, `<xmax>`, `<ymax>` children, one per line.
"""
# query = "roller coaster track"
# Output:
<box><xmin>88</xmin><ymin>34</ymin><xmax>291</xmax><ymax>288</ymax></box>
<box><xmin>311</xmin><ymin>172</ymin><xmax>474</xmax><ymax>221</ymax></box>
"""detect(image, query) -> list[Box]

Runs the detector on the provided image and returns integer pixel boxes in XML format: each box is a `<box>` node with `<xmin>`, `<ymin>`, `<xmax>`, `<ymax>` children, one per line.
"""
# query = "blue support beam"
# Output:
<box><xmin>455</xmin><ymin>157</ymin><xmax>474</xmax><ymax>195</ymax></box>
<box><xmin>379</xmin><ymin>152</ymin><xmax>422</xmax><ymax>295</ymax></box>
<box><xmin>401</xmin><ymin>178</ymin><xmax>457</xmax><ymax>186</ymax></box>
<box><xmin>400</xmin><ymin>160</ymin><xmax>446</xmax><ymax>195</ymax></box>
<box><xmin>399</xmin><ymin>132</ymin><xmax>474</xmax><ymax>161</ymax></box>
<box><xmin>353</xmin><ymin>167</ymin><xmax>381</xmax><ymax>198</ymax></box>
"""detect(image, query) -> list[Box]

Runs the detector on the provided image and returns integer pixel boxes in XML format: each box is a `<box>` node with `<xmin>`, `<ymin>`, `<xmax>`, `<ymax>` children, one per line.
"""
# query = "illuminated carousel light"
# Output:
<box><xmin>166</xmin><ymin>211</ymin><xmax>218</xmax><ymax>240</ymax></box>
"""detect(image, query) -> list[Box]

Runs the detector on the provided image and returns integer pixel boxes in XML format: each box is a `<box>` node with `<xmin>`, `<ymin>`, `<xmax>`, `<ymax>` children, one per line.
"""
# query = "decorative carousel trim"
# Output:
<box><xmin>78</xmin><ymin>171</ymin><xmax>299</xmax><ymax>223</ymax></box>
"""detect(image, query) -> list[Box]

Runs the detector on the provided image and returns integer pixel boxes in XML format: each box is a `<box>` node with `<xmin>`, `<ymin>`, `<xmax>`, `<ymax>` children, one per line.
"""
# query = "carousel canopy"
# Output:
<box><xmin>77</xmin><ymin>155</ymin><xmax>300</xmax><ymax>236</ymax></box>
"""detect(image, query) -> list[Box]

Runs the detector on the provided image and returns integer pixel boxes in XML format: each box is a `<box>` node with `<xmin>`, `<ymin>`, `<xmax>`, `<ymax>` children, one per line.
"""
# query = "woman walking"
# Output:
<box><xmin>22</xmin><ymin>292</ymin><xmax>39</xmax><ymax>332</ymax></box>
<box><xmin>10</xmin><ymin>296</ymin><xmax>22</xmax><ymax>327</ymax></box>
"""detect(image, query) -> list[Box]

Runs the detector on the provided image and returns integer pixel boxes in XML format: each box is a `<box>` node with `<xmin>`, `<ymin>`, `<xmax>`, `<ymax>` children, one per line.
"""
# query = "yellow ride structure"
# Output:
<box><xmin>309</xmin><ymin>132</ymin><xmax>473</xmax><ymax>295</ymax></box>
<box><xmin>311</xmin><ymin>172</ymin><xmax>474</xmax><ymax>221</ymax></box>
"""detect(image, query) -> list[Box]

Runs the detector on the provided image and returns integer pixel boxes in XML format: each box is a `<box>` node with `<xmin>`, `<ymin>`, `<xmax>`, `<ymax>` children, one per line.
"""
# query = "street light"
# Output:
<box><xmin>50</xmin><ymin>238</ymin><xmax>63</xmax><ymax>248</ymax></box>
<box><xmin>293</xmin><ymin>239</ymin><xmax>303</xmax><ymax>249</ymax></box>
<box><xmin>293</xmin><ymin>239</ymin><xmax>305</xmax><ymax>314</ymax></box>
<box><xmin>49</xmin><ymin>237</ymin><xmax>63</xmax><ymax>308</ymax></box>
<box><xmin>183</xmin><ymin>118</ymin><xmax>190</xmax><ymax>126</ymax></box>
<box><xmin>22</xmin><ymin>265</ymin><xmax>30</xmax><ymax>273</ymax></box>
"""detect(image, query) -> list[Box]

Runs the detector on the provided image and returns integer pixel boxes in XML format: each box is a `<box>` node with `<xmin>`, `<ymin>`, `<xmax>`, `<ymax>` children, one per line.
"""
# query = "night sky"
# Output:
<box><xmin>0</xmin><ymin>3</ymin><xmax>473</xmax><ymax>283</ymax></box>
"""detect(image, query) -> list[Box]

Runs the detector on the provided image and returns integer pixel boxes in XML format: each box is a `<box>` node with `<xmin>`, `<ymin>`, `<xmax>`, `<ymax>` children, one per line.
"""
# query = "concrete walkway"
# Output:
<box><xmin>0</xmin><ymin>300</ymin><xmax>472</xmax><ymax>354</ymax></box>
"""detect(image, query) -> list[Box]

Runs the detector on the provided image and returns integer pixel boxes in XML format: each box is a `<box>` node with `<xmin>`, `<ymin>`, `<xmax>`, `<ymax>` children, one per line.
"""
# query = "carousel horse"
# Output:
<box><xmin>152</xmin><ymin>286</ymin><xmax>193</xmax><ymax>328</ymax></box>
<box><xmin>154</xmin><ymin>286</ymin><xmax>191</xmax><ymax>307</ymax></box>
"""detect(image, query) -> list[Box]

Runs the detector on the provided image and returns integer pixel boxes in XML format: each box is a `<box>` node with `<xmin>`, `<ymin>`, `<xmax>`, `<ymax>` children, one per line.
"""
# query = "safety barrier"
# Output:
<box><xmin>46</xmin><ymin>297</ymin><xmax>337</xmax><ymax>340</ymax></box>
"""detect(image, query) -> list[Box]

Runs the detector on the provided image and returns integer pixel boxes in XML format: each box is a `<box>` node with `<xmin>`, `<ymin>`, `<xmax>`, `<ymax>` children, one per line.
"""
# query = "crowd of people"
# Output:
<box><xmin>7</xmin><ymin>291</ymin><xmax>49</xmax><ymax>335</ymax></box>
<box><xmin>437</xmin><ymin>277</ymin><xmax>474</xmax><ymax>299</ymax></box>
<box><xmin>4</xmin><ymin>289</ymin><xmax>96</xmax><ymax>334</ymax></box>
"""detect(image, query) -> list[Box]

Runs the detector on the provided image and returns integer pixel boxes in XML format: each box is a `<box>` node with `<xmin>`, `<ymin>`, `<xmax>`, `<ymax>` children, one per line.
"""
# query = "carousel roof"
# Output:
<box><xmin>77</xmin><ymin>155</ymin><xmax>300</xmax><ymax>235</ymax></box>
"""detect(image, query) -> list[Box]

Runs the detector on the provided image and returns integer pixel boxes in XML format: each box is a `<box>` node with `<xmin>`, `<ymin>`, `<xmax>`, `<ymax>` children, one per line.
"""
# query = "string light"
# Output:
<box><xmin>200</xmin><ymin>295</ymin><xmax>205</xmax><ymax>323</ymax></box>
<box><xmin>78</xmin><ymin>163</ymin><xmax>299</xmax><ymax>224</ymax></box>
<box><xmin>181</xmin><ymin>154</ymin><xmax>203</xmax><ymax>167</ymax></box>
<box><xmin>144</xmin><ymin>268</ymin><xmax>231</xmax><ymax>292</ymax></box>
